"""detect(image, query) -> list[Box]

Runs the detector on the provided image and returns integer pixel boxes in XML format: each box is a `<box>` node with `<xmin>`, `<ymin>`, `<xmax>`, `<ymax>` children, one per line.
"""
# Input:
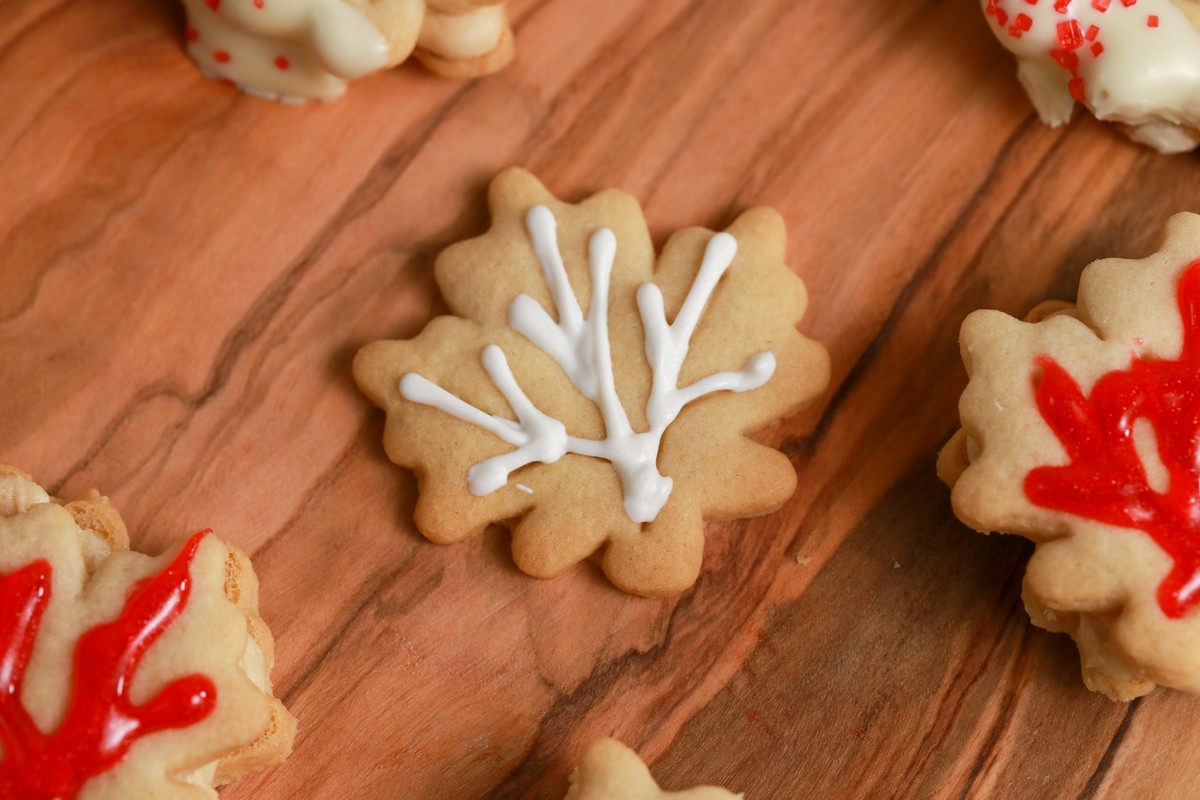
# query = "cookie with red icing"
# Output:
<box><xmin>981</xmin><ymin>0</ymin><xmax>1200</xmax><ymax>153</ymax></box>
<box><xmin>0</xmin><ymin>466</ymin><xmax>296</xmax><ymax>797</ymax></box>
<box><xmin>565</xmin><ymin>738</ymin><xmax>741</xmax><ymax>800</ymax></box>
<box><xmin>182</xmin><ymin>0</ymin><xmax>513</xmax><ymax>103</ymax></box>
<box><xmin>940</xmin><ymin>213</ymin><xmax>1200</xmax><ymax>699</ymax></box>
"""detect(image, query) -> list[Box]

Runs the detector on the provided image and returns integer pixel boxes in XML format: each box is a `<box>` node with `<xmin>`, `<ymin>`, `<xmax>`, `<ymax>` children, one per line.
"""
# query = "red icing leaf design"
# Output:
<box><xmin>0</xmin><ymin>531</ymin><xmax>218</xmax><ymax>799</ymax></box>
<box><xmin>1026</xmin><ymin>259</ymin><xmax>1200</xmax><ymax>619</ymax></box>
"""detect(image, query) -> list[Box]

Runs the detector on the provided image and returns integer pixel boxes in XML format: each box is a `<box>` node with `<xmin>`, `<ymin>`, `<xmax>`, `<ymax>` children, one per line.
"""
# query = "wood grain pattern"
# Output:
<box><xmin>2</xmin><ymin>0</ymin><xmax>1200</xmax><ymax>797</ymax></box>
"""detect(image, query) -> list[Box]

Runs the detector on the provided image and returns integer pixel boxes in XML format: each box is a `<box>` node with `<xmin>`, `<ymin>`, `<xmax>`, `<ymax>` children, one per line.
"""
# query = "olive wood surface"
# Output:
<box><xmin>2</xmin><ymin>0</ymin><xmax>1198</xmax><ymax>797</ymax></box>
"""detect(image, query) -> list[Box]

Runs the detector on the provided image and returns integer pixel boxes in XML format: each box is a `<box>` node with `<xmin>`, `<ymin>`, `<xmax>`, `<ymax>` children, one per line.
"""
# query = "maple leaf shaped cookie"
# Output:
<box><xmin>0</xmin><ymin>467</ymin><xmax>296</xmax><ymax>798</ymax></box>
<box><xmin>564</xmin><ymin>738</ymin><xmax>741</xmax><ymax>800</ymax></box>
<box><xmin>350</xmin><ymin>169</ymin><xmax>830</xmax><ymax>594</ymax></box>
<box><xmin>939</xmin><ymin>213</ymin><xmax>1200</xmax><ymax>699</ymax></box>
<box><xmin>355</xmin><ymin>168</ymin><xmax>829</xmax><ymax>596</ymax></box>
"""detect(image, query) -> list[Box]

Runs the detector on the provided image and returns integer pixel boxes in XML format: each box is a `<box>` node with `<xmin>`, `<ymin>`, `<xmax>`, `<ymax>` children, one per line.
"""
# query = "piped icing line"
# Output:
<box><xmin>982</xmin><ymin>0</ymin><xmax>1200</xmax><ymax>152</ymax></box>
<box><xmin>399</xmin><ymin>205</ymin><xmax>776</xmax><ymax>524</ymax></box>
<box><xmin>182</xmin><ymin>0</ymin><xmax>390</xmax><ymax>103</ymax></box>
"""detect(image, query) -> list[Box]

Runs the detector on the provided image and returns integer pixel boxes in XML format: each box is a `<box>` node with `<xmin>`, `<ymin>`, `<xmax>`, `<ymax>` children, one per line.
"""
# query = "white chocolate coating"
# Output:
<box><xmin>181</xmin><ymin>0</ymin><xmax>513</xmax><ymax>103</ymax></box>
<box><xmin>982</xmin><ymin>0</ymin><xmax>1200</xmax><ymax>153</ymax></box>
<box><xmin>182</xmin><ymin>0</ymin><xmax>390</xmax><ymax>103</ymax></box>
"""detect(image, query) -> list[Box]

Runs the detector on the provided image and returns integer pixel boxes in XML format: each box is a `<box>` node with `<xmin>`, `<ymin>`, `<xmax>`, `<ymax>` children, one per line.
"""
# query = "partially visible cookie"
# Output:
<box><xmin>354</xmin><ymin>168</ymin><xmax>830</xmax><ymax>596</ymax></box>
<box><xmin>0</xmin><ymin>467</ymin><xmax>296</xmax><ymax>797</ymax></box>
<box><xmin>181</xmin><ymin>0</ymin><xmax>513</xmax><ymax>103</ymax></box>
<box><xmin>940</xmin><ymin>213</ymin><xmax>1200</xmax><ymax>699</ymax></box>
<box><xmin>409</xmin><ymin>0</ymin><xmax>514</xmax><ymax>79</ymax></box>
<box><xmin>980</xmin><ymin>0</ymin><xmax>1200</xmax><ymax>153</ymax></box>
<box><xmin>565</xmin><ymin>738</ymin><xmax>741</xmax><ymax>800</ymax></box>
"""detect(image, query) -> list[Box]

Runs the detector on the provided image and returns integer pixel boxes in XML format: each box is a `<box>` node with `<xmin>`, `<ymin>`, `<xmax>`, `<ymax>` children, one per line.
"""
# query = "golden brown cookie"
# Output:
<box><xmin>0</xmin><ymin>467</ymin><xmax>296</xmax><ymax>797</ymax></box>
<box><xmin>980</xmin><ymin>0</ymin><xmax>1200</xmax><ymax>153</ymax></box>
<box><xmin>564</xmin><ymin>738</ymin><xmax>741</xmax><ymax>800</ymax></box>
<box><xmin>940</xmin><ymin>213</ymin><xmax>1200</xmax><ymax>699</ymax></box>
<box><xmin>355</xmin><ymin>168</ymin><xmax>830</xmax><ymax>596</ymax></box>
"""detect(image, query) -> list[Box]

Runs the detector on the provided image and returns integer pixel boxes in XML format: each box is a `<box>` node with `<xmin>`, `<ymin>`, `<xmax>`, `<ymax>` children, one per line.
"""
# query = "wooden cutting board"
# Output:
<box><xmin>4</xmin><ymin>0</ymin><xmax>1200</xmax><ymax>797</ymax></box>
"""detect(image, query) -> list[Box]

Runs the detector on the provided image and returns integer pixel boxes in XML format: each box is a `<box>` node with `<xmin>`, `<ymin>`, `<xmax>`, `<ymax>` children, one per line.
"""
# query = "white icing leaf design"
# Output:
<box><xmin>399</xmin><ymin>205</ymin><xmax>775</xmax><ymax>523</ymax></box>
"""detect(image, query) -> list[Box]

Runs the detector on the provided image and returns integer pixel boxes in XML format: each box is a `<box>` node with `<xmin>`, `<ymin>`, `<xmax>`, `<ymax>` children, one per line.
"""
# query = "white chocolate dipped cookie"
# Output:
<box><xmin>182</xmin><ymin>0</ymin><xmax>513</xmax><ymax>103</ymax></box>
<box><xmin>981</xmin><ymin>0</ymin><xmax>1200</xmax><ymax>153</ymax></box>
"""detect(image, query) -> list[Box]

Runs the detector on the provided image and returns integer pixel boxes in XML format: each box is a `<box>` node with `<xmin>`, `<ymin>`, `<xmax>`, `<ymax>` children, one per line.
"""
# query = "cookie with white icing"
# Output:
<box><xmin>564</xmin><ymin>738</ymin><xmax>742</xmax><ymax>800</ymax></box>
<box><xmin>0</xmin><ymin>466</ymin><xmax>296</xmax><ymax>797</ymax></box>
<box><xmin>981</xmin><ymin>0</ymin><xmax>1200</xmax><ymax>153</ymax></box>
<box><xmin>354</xmin><ymin>168</ymin><xmax>830</xmax><ymax>596</ymax></box>
<box><xmin>182</xmin><ymin>0</ymin><xmax>513</xmax><ymax>103</ymax></box>
<box><xmin>939</xmin><ymin>213</ymin><xmax>1200</xmax><ymax>699</ymax></box>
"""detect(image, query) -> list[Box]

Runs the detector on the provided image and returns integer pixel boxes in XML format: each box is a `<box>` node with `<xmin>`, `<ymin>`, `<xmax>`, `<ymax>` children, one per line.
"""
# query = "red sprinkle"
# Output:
<box><xmin>204</xmin><ymin>0</ymin><xmax>220</xmax><ymax>9</ymax></box>
<box><xmin>1093</xmin><ymin>0</ymin><xmax>1111</xmax><ymax>9</ymax></box>
<box><xmin>1069</xmin><ymin>77</ymin><xmax>1086</xmax><ymax>101</ymax></box>
<box><xmin>1148</xmin><ymin>14</ymin><xmax>1159</xmax><ymax>26</ymax></box>
<box><xmin>1121</xmin><ymin>0</ymin><xmax>1138</xmax><ymax>5</ymax></box>
<box><xmin>185</xmin><ymin>25</ymin><xmax>199</xmax><ymax>42</ymax></box>
<box><xmin>1054</xmin><ymin>0</ymin><xmax>1071</xmax><ymax>10</ymax></box>
<box><xmin>1085</xmin><ymin>24</ymin><xmax>1100</xmax><ymax>40</ymax></box>
<box><xmin>1091</xmin><ymin>41</ymin><xmax>1104</xmax><ymax>56</ymax></box>
<box><xmin>1057</xmin><ymin>19</ymin><xmax>1084</xmax><ymax>49</ymax></box>
<box><xmin>1015</xmin><ymin>12</ymin><xmax>1034</xmax><ymax>30</ymax></box>
<box><xmin>213</xmin><ymin>50</ymin><xmax>231</xmax><ymax>64</ymax></box>
<box><xmin>987</xmin><ymin>0</ymin><xmax>1010</xmax><ymax>25</ymax></box>
<box><xmin>274</xmin><ymin>56</ymin><xmax>290</xmax><ymax>70</ymax></box>
<box><xmin>1051</xmin><ymin>49</ymin><xmax>1079</xmax><ymax>70</ymax></box>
